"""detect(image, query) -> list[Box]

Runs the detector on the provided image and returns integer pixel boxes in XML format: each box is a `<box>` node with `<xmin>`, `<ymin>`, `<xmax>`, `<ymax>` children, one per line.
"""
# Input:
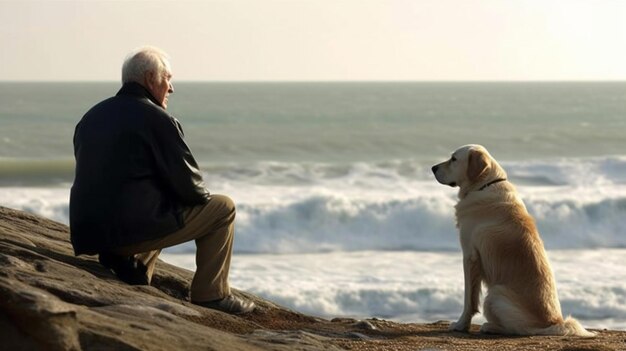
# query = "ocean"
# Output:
<box><xmin>1</xmin><ymin>82</ymin><xmax>625</xmax><ymax>330</ymax></box>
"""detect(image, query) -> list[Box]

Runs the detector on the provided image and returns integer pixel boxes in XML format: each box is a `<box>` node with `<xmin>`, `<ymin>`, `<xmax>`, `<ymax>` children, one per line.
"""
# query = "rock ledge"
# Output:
<box><xmin>0</xmin><ymin>206</ymin><xmax>623</xmax><ymax>350</ymax></box>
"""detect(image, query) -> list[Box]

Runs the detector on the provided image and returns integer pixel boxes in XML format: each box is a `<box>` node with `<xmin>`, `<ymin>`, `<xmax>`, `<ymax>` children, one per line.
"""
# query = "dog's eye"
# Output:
<box><xmin>451</xmin><ymin>157</ymin><xmax>457</xmax><ymax>162</ymax></box>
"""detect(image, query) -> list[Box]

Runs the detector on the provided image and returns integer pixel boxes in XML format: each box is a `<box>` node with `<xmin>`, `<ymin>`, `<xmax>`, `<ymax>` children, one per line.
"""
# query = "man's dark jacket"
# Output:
<box><xmin>70</xmin><ymin>82</ymin><xmax>209</xmax><ymax>255</ymax></box>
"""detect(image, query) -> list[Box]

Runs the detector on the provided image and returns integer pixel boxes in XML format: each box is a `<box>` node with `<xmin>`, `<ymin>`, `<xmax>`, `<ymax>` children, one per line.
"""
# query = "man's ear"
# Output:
<box><xmin>143</xmin><ymin>71</ymin><xmax>157</xmax><ymax>90</ymax></box>
<box><xmin>467</xmin><ymin>149</ymin><xmax>490</xmax><ymax>182</ymax></box>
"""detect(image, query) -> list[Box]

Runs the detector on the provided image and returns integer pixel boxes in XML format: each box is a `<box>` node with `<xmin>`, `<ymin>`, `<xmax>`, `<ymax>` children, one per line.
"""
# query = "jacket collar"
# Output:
<box><xmin>116</xmin><ymin>82</ymin><xmax>161</xmax><ymax>108</ymax></box>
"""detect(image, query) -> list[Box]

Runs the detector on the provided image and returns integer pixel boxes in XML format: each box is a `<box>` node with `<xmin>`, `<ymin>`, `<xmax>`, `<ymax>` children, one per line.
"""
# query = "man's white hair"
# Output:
<box><xmin>121</xmin><ymin>46</ymin><xmax>170</xmax><ymax>84</ymax></box>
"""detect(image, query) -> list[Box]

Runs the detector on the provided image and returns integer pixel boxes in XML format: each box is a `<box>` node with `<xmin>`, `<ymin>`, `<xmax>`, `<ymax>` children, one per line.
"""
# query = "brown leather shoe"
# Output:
<box><xmin>192</xmin><ymin>295</ymin><xmax>255</xmax><ymax>314</ymax></box>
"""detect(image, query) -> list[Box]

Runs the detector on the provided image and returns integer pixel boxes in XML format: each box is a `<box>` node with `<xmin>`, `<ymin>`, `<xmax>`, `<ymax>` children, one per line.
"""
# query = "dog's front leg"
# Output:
<box><xmin>450</xmin><ymin>254</ymin><xmax>482</xmax><ymax>332</ymax></box>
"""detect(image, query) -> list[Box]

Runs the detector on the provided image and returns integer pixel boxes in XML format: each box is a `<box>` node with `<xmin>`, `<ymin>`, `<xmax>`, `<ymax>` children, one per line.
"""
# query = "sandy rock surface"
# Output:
<box><xmin>0</xmin><ymin>206</ymin><xmax>624</xmax><ymax>350</ymax></box>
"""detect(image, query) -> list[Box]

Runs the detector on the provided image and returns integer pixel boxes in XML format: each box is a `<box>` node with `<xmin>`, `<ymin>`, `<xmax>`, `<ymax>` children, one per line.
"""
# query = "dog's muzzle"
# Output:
<box><xmin>432</xmin><ymin>164</ymin><xmax>456</xmax><ymax>187</ymax></box>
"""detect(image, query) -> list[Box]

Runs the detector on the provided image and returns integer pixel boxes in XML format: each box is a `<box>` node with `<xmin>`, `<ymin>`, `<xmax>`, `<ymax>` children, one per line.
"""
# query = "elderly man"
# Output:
<box><xmin>70</xmin><ymin>46</ymin><xmax>254</xmax><ymax>314</ymax></box>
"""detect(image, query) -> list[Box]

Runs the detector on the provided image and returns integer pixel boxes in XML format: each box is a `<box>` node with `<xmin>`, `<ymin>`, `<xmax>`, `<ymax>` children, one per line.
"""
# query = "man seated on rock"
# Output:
<box><xmin>69</xmin><ymin>46</ymin><xmax>254</xmax><ymax>314</ymax></box>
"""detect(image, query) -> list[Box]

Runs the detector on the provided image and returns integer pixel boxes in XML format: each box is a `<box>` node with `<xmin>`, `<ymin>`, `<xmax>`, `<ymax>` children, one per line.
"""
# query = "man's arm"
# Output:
<box><xmin>149</xmin><ymin>113</ymin><xmax>210</xmax><ymax>206</ymax></box>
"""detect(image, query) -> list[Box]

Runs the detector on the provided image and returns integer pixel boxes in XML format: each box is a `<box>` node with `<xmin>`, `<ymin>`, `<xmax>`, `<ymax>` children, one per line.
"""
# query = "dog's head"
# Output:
<box><xmin>431</xmin><ymin>144</ymin><xmax>506</xmax><ymax>197</ymax></box>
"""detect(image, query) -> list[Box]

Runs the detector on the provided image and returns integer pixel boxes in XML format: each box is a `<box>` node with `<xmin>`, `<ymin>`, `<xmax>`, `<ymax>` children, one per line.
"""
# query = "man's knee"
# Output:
<box><xmin>210</xmin><ymin>194</ymin><xmax>236</xmax><ymax>216</ymax></box>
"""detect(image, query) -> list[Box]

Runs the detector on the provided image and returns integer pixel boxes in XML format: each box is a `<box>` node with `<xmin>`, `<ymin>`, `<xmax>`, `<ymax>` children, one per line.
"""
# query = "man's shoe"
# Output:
<box><xmin>98</xmin><ymin>253</ymin><xmax>149</xmax><ymax>286</ymax></box>
<box><xmin>192</xmin><ymin>295</ymin><xmax>256</xmax><ymax>314</ymax></box>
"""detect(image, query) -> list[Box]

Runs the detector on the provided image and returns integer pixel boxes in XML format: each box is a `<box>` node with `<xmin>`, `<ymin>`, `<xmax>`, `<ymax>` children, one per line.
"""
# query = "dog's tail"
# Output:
<box><xmin>532</xmin><ymin>316</ymin><xmax>596</xmax><ymax>337</ymax></box>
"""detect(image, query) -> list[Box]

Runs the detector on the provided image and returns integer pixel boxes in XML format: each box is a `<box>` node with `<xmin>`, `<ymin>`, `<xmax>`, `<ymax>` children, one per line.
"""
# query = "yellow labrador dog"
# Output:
<box><xmin>432</xmin><ymin>144</ymin><xmax>594</xmax><ymax>336</ymax></box>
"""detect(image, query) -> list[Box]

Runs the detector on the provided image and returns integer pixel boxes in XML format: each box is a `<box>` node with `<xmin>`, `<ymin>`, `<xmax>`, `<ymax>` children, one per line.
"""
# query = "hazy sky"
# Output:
<box><xmin>1</xmin><ymin>0</ymin><xmax>625</xmax><ymax>81</ymax></box>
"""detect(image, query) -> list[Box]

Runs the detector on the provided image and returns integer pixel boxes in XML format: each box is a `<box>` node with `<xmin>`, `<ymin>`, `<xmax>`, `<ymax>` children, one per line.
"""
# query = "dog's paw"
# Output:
<box><xmin>449</xmin><ymin>320</ymin><xmax>470</xmax><ymax>332</ymax></box>
<box><xmin>479</xmin><ymin>322</ymin><xmax>503</xmax><ymax>334</ymax></box>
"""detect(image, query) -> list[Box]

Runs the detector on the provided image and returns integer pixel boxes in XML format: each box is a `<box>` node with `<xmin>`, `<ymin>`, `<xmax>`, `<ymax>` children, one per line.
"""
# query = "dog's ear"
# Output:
<box><xmin>467</xmin><ymin>149</ymin><xmax>490</xmax><ymax>182</ymax></box>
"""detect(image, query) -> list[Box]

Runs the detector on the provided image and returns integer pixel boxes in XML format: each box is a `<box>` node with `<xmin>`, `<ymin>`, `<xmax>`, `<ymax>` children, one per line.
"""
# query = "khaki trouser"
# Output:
<box><xmin>113</xmin><ymin>194</ymin><xmax>235</xmax><ymax>302</ymax></box>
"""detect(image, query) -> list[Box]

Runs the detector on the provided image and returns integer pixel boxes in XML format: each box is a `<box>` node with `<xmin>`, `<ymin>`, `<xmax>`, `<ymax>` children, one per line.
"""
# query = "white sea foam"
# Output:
<box><xmin>0</xmin><ymin>187</ymin><xmax>70</xmax><ymax>224</ymax></box>
<box><xmin>201</xmin><ymin>157</ymin><xmax>626</xmax><ymax>253</ymax></box>
<box><xmin>161</xmin><ymin>249</ymin><xmax>626</xmax><ymax>331</ymax></box>
<box><xmin>3</xmin><ymin>157</ymin><xmax>626</xmax><ymax>254</ymax></box>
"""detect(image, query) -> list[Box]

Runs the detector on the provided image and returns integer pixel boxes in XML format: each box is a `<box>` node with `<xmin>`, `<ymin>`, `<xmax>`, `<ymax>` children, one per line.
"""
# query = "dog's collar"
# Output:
<box><xmin>478</xmin><ymin>178</ymin><xmax>507</xmax><ymax>191</ymax></box>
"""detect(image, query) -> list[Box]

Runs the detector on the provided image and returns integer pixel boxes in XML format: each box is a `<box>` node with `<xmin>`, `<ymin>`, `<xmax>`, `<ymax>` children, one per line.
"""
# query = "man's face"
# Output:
<box><xmin>145</xmin><ymin>63</ymin><xmax>174</xmax><ymax>109</ymax></box>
